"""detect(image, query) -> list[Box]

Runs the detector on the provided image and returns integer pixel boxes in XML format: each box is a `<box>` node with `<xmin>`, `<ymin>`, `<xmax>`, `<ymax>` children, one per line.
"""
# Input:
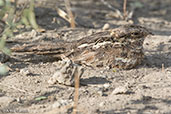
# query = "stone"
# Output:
<box><xmin>48</xmin><ymin>58</ymin><xmax>84</xmax><ymax>86</ymax></box>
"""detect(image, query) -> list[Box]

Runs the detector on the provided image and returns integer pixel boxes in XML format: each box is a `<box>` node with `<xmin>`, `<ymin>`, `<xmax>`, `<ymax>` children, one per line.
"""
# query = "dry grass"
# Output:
<box><xmin>64</xmin><ymin>0</ymin><xmax>76</xmax><ymax>28</ymax></box>
<box><xmin>56</xmin><ymin>0</ymin><xmax>76</xmax><ymax>28</ymax></box>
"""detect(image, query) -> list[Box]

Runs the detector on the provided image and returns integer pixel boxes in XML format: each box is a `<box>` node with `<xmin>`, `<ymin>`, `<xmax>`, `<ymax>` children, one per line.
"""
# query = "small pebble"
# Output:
<box><xmin>102</xmin><ymin>23</ymin><xmax>110</xmax><ymax>30</ymax></box>
<box><xmin>20</xmin><ymin>68</ymin><xmax>31</xmax><ymax>76</ymax></box>
<box><xmin>48</xmin><ymin>58</ymin><xmax>84</xmax><ymax>86</ymax></box>
<box><xmin>103</xmin><ymin>83</ymin><xmax>110</xmax><ymax>89</ymax></box>
<box><xmin>112</xmin><ymin>86</ymin><xmax>129</xmax><ymax>95</ymax></box>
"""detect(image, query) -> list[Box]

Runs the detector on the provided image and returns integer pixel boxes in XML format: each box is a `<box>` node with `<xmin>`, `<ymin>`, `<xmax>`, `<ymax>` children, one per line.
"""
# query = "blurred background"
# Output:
<box><xmin>26</xmin><ymin>0</ymin><xmax>171</xmax><ymax>34</ymax></box>
<box><xmin>1</xmin><ymin>0</ymin><xmax>171</xmax><ymax>34</ymax></box>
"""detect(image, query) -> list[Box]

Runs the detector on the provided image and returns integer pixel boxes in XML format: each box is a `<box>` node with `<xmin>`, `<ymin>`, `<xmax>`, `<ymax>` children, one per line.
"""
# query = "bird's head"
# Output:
<box><xmin>110</xmin><ymin>24</ymin><xmax>153</xmax><ymax>39</ymax></box>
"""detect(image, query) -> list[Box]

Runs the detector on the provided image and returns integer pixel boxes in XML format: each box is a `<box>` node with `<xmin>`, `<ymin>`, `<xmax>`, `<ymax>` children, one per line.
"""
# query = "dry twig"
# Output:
<box><xmin>73</xmin><ymin>67</ymin><xmax>79</xmax><ymax>114</ymax></box>
<box><xmin>123</xmin><ymin>0</ymin><xmax>127</xmax><ymax>19</ymax></box>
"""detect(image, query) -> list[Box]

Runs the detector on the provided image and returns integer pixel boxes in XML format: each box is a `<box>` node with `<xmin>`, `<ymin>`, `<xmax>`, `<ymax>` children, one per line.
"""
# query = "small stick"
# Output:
<box><xmin>123</xmin><ymin>0</ymin><xmax>127</xmax><ymax>20</ymax></box>
<box><xmin>73</xmin><ymin>67</ymin><xmax>79</xmax><ymax>114</ymax></box>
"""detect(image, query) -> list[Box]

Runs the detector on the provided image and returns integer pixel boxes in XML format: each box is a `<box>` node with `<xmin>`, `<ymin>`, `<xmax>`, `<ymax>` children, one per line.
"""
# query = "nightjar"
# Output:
<box><xmin>10</xmin><ymin>24</ymin><xmax>152</xmax><ymax>69</ymax></box>
<box><xmin>70</xmin><ymin>24</ymin><xmax>152</xmax><ymax>69</ymax></box>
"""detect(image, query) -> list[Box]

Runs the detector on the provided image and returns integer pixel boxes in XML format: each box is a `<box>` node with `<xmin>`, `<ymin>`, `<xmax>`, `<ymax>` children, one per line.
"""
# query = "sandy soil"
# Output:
<box><xmin>1</xmin><ymin>0</ymin><xmax>171</xmax><ymax>114</ymax></box>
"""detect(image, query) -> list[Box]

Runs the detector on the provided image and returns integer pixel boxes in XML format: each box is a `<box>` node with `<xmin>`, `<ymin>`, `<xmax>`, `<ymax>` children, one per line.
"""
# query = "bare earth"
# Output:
<box><xmin>1</xmin><ymin>0</ymin><xmax>171</xmax><ymax>114</ymax></box>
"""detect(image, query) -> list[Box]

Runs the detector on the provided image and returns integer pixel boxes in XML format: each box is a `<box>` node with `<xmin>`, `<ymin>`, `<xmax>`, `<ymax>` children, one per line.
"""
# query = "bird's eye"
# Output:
<box><xmin>132</xmin><ymin>32</ymin><xmax>139</xmax><ymax>35</ymax></box>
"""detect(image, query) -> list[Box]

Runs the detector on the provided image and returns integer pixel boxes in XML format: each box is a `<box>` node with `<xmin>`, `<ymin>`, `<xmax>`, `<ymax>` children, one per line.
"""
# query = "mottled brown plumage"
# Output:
<box><xmin>67</xmin><ymin>25</ymin><xmax>152</xmax><ymax>69</ymax></box>
<box><xmin>11</xmin><ymin>24</ymin><xmax>152</xmax><ymax>69</ymax></box>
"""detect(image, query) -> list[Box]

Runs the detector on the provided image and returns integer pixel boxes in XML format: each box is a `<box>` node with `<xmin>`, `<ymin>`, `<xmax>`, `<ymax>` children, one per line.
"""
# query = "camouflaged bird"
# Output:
<box><xmin>64</xmin><ymin>25</ymin><xmax>152</xmax><ymax>69</ymax></box>
<box><xmin>11</xmin><ymin>24</ymin><xmax>152</xmax><ymax>69</ymax></box>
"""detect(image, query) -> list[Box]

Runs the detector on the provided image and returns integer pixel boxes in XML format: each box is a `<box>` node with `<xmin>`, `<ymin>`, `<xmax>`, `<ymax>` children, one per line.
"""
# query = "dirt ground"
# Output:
<box><xmin>1</xmin><ymin>0</ymin><xmax>171</xmax><ymax>114</ymax></box>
